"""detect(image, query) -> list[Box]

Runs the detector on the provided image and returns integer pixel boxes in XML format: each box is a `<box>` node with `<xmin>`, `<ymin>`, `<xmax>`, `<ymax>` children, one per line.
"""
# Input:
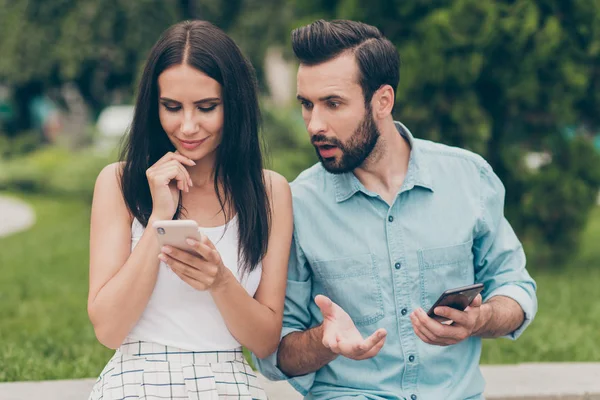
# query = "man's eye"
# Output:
<box><xmin>301</xmin><ymin>101</ymin><xmax>313</xmax><ymax>110</ymax></box>
<box><xmin>328</xmin><ymin>101</ymin><xmax>340</xmax><ymax>109</ymax></box>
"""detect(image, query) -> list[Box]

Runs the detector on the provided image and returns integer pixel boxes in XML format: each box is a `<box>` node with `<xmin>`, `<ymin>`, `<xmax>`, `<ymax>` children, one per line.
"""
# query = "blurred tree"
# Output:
<box><xmin>0</xmin><ymin>0</ymin><xmax>181</xmax><ymax>112</ymax></box>
<box><xmin>288</xmin><ymin>0</ymin><xmax>600</xmax><ymax>266</ymax></box>
<box><xmin>179</xmin><ymin>0</ymin><xmax>296</xmax><ymax>91</ymax></box>
<box><xmin>0</xmin><ymin>0</ymin><xmax>295</xmax><ymax>117</ymax></box>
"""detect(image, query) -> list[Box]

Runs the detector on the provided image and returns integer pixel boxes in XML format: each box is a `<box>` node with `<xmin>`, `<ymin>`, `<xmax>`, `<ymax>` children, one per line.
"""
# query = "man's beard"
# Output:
<box><xmin>311</xmin><ymin>107</ymin><xmax>381</xmax><ymax>174</ymax></box>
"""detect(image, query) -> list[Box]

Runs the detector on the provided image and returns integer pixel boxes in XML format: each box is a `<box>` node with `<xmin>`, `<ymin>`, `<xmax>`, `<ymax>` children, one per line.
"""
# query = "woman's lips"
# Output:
<box><xmin>179</xmin><ymin>137</ymin><xmax>208</xmax><ymax>150</ymax></box>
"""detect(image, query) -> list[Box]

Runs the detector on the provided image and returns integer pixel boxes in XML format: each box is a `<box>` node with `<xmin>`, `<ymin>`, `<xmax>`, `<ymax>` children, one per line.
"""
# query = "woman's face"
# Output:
<box><xmin>157</xmin><ymin>63</ymin><xmax>224</xmax><ymax>161</ymax></box>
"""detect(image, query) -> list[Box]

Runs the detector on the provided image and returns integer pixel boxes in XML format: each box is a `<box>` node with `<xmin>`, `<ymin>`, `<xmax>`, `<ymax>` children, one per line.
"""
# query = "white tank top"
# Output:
<box><xmin>128</xmin><ymin>215</ymin><xmax>262</xmax><ymax>351</ymax></box>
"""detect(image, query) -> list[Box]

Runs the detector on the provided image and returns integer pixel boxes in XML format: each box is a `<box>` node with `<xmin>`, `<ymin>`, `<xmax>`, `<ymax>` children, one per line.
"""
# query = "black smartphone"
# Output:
<box><xmin>426</xmin><ymin>283</ymin><xmax>484</xmax><ymax>323</ymax></box>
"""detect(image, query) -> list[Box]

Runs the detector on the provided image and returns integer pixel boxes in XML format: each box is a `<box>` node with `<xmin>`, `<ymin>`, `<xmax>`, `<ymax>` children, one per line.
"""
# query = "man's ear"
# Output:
<box><xmin>372</xmin><ymin>85</ymin><xmax>395</xmax><ymax>119</ymax></box>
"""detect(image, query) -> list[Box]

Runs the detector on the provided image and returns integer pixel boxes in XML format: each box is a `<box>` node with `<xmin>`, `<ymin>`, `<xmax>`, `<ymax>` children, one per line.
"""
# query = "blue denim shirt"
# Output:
<box><xmin>255</xmin><ymin>122</ymin><xmax>537</xmax><ymax>400</ymax></box>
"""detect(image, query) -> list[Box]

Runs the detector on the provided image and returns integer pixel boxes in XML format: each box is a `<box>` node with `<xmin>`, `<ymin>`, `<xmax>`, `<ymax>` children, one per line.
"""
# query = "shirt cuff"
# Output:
<box><xmin>485</xmin><ymin>284</ymin><xmax>538</xmax><ymax>340</ymax></box>
<box><xmin>252</xmin><ymin>326</ymin><xmax>316</xmax><ymax>396</ymax></box>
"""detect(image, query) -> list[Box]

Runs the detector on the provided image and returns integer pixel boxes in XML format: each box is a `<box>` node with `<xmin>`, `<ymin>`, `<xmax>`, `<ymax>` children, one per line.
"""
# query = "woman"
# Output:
<box><xmin>87</xmin><ymin>20</ymin><xmax>292</xmax><ymax>400</ymax></box>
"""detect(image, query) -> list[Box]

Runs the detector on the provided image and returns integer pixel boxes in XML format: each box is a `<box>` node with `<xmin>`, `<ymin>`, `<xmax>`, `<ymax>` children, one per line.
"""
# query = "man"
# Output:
<box><xmin>255</xmin><ymin>19</ymin><xmax>537</xmax><ymax>400</ymax></box>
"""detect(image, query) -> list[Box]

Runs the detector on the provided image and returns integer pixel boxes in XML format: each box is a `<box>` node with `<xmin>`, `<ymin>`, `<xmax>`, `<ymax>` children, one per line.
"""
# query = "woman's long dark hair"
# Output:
<box><xmin>120</xmin><ymin>20</ymin><xmax>270</xmax><ymax>274</ymax></box>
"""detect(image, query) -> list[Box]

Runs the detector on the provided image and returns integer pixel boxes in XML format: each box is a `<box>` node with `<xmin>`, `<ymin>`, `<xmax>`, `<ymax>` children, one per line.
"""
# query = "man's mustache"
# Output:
<box><xmin>311</xmin><ymin>135</ymin><xmax>343</xmax><ymax>147</ymax></box>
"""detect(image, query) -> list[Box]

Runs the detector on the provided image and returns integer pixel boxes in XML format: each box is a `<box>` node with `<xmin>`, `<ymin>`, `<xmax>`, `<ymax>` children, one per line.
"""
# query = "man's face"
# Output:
<box><xmin>296</xmin><ymin>52</ymin><xmax>380</xmax><ymax>173</ymax></box>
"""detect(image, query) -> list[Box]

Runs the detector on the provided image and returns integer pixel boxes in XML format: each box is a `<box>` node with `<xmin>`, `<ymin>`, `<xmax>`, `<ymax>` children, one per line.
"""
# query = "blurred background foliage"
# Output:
<box><xmin>1</xmin><ymin>0</ymin><xmax>600</xmax><ymax>266</ymax></box>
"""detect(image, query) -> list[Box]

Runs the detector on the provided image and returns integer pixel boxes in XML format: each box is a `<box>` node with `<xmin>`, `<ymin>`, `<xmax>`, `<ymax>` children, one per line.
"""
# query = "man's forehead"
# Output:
<box><xmin>297</xmin><ymin>54</ymin><xmax>361</xmax><ymax>99</ymax></box>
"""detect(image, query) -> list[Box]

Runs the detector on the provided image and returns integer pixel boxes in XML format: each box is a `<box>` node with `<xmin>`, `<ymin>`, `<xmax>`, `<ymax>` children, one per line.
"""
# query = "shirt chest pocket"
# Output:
<box><xmin>418</xmin><ymin>240</ymin><xmax>475</xmax><ymax>311</ymax></box>
<box><xmin>312</xmin><ymin>254</ymin><xmax>384</xmax><ymax>326</ymax></box>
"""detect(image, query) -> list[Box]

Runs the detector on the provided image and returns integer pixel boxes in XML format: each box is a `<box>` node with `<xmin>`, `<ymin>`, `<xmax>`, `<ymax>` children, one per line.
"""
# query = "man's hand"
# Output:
<box><xmin>410</xmin><ymin>294</ymin><xmax>490</xmax><ymax>346</ymax></box>
<box><xmin>315</xmin><ymin>295</ymin><xmax>387</xmax><ymax>360</ymax></box>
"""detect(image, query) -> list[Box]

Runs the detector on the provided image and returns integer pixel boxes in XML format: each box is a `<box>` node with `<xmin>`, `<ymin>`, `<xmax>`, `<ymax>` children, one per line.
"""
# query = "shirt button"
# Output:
<box><xmin>409</xmin><ymin>355</ymin><xmax>415</xmax><ymax>362</ymax></box>
<box><xmin>411</xmin><ymin>395</ymin><xmax>417</xmax><ymax>400</ymax></box>
<box><xmin>388</xmin><ymin>215</ymin><xmax>394</xmax><ymax>222</ymax></box>
<box><xmin>394</xmin><ymin>262</ymin><xmax>401</xmax><ymax>269</ymax></box>
<box><xmin>401</xmin><ymin>308</ymin><xmax>408</xmax><ymax>316</ymax></box>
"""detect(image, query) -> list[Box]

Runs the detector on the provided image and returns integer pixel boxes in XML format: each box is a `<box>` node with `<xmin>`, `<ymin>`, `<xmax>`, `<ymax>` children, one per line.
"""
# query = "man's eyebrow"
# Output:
<box><xmin>159</xmin><ymin>97</ymin><xmax>221</xmax><ymax>104</ymax></box>
<box><xmin>296</xmin><ymin>94</ymin><xmax>345</xmax><ymax>102</ymax></box>
<box><xmin>318</xmin><ymin>95</ymin><xmax>344</xmax><ymax>102</ymax></box>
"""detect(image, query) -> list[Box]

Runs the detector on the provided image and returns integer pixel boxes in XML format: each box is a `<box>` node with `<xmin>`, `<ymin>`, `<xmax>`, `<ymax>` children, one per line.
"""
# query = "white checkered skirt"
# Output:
<box><xmin>88</xmin><ymin>339</ymin><xmax>268</xmax><ymax>400</ymax></box>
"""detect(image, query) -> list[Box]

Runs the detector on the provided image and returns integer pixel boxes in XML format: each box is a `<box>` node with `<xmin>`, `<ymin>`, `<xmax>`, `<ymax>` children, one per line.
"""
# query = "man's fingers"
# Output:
<box><xmin>321</xmin><ymin>324</ymin><xmax>338</xmax><ymax>351</ymax></box>
<box><xmin>338</xmin><ymin>329</ymin><xmax>386</xmax><ymax>358</ymax></box>
<box><xmin>466</xmin><ymin>294</ymin><xmax>483</xmax><ymax>310</ymax></box>
<box><xmin>434</xmin><ymin>306</ymin><xmax>469</xmax><ymax>326</ymax></box>
<box><xmin>410</xmin><ymin>312</ymin><xmax>439</xmax><ymax>343</ymax></box>
<box><xmin>411</xmin><ymin>309</ymin><xmax>461</xmax><ymax>345</ymax></box>
<box><xmin>356</xmin><ymin>336</ymin><xmax>387</xmax><ymax>360</ymax></box>
<box><xmin>329</xmin><ymin>337</ymin><xmax>341</xmax><ymax>354</ymax></box>
<box><xmin>345</xmin><ymin>334</ymin><xmax>387</xmax><ymax>360</ymax></box>
<box><xmin>359</xmin><ymin>328</ymin><xmax>387</xmax><ymax>353</ymax></box>
<box><xmin>412</xmin><ymin>323</ymin><xmax>435</xmax><ymax>345</ymax></box>
<box><xmin>415</xmin><ymin>308</ymin><xmax>459</xmax><ymax>339</ymax></box>
<box><xmin>315</xmin><ymin>295</ymin><xmax>335</xmax><ymax>320</ymax></box>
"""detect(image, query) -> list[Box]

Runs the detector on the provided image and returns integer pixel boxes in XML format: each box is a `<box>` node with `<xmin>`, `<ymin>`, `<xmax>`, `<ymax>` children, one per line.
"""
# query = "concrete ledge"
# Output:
<box><xmin>0</xmin><ymin>363</ymin><xmax>599</xmax><ymax>400</ymax></box>
<box><xmin>482</xmin><ymin>363</ymin><xmax>600</xmax><ymax>400</ymax></box>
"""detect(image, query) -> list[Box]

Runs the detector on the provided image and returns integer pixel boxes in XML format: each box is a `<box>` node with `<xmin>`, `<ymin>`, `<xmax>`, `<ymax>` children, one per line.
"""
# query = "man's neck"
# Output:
<box><xmin>353</xmin><ymin>120</ymin><xmax>411</xmax><ymax>205</ymax></box>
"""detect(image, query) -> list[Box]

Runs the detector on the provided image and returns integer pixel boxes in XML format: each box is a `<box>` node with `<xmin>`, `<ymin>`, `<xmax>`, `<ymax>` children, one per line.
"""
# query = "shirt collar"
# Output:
<box><xmin>332</xmin><ymin>121</ymin><xmax>434</xmax><ymax>203</ymax></box>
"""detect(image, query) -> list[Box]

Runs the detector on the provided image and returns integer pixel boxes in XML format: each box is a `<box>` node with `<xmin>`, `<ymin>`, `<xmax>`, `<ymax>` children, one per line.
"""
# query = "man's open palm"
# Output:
<box><xmin>315</xmin><ymin>295</ymin><xmax>387</xmax><ymax>360</ymax></box>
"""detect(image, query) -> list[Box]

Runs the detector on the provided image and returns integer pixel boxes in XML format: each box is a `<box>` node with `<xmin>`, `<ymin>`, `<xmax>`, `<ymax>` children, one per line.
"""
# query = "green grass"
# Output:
<box><xmin>0</xmin><ymin>194</ymin><xmax>112</xmax><ymax>381</ymax></box>
<box><xmin>1</xmin><ymin>193</ymin><xmax>599</xmax><ymax>382</ymax></box>
<box><xmin>481</xmin><ymin>207</ymin><xmax>600</xmax><ymax>363</ymax></box>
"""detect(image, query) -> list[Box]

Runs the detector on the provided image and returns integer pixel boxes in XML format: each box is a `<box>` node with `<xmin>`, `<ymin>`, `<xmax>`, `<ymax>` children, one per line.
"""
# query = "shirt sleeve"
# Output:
<box><xmin>473</xmin><ymin>161</ymin><xmax>538</xmax><ymax>340</ymax></box>
<box><xmin>252</xmin><ymin>227</ymin><xmax>316</xmax><ymax>395</ymax></box>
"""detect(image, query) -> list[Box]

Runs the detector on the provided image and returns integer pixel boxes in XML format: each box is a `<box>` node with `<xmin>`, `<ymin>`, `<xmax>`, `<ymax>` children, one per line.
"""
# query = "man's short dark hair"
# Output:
<box><xmin>291</xmin><ymin>19</ymin><xmax>400</xmax><ymax>108</ymax></box>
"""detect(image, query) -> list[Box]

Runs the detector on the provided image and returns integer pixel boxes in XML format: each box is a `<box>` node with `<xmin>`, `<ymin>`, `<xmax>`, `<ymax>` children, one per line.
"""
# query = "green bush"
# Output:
<box><xmin>515</xmin><ymin>137</ymin><xmax>600</xmax><ymax>266</ymax></box>
<box><xmin>261</xmin><ymin>101</ymin><xmax>316</xmax><ymax>181</ymax></box>
<box><xmin>0</xmin><ymin>131</ymin><xmax>44</xmax><ymax>159</ymax></box>
<box><xmin>0</xmin><ymin>146</ymin><xmax>115</xmax><ymax>199</ymax></box>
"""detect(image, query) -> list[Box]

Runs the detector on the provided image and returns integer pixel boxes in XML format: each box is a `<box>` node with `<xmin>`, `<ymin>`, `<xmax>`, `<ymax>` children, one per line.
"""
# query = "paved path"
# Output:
<box><xmin>0</xmin><ymin>195</ymin><xmax>35</xmax><ymax>237</ymax></box>
<box><xmin>1</xmin><ymin>363</ymin><xmax>600</xmax><ymax>400</ymax></box>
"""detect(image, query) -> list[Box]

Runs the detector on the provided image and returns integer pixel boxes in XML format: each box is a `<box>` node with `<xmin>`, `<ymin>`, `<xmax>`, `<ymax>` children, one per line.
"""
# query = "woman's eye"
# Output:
<box><xmin>162</xmin><ymin>104</ymin><xmax>181</xmax><ymax>112</ymax></box>
<box><xmin>198</xmin><ymin>105</ymin><xmax>217</xmax><ymax>112</ymax></box>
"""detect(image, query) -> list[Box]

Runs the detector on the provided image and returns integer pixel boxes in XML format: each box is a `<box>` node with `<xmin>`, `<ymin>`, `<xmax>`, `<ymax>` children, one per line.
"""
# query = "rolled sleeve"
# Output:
<box><xmin>252</xmin><ymin>229</ymin><xmax>316</xmax><ymax>395</ymax></box>
<box><xmin>474</xmin><ymin>162</ymin><xmax>538</xmax><ymax>340</ymax></box>
<box><xmin>486</xmin><ymin>283</ymin><xmax>537</xmax><ymax>339</ymax></box>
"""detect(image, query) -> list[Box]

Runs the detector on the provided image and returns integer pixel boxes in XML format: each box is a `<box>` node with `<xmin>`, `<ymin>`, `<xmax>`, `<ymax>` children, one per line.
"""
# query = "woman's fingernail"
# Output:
<box><xmin>161</xmin><ymin>246</ymin><xmax>171</xmax><ymax>254</ymax></box>
<box><xmin>186</xmin><ymin>238</ymin><xmax>196</xmax><ymax>246</ymax></box>
<box><xmin>158</xmin><ymin>254</ymin><xmax>167</xmax><ymax>262</ymax></box>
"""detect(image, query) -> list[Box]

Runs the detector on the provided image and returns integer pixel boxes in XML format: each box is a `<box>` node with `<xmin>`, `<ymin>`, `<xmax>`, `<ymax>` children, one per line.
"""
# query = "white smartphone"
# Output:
<box><xmin>152</xmin><ymin>220</ymin><xmax>203</xmax><ymax>253</ymax></box>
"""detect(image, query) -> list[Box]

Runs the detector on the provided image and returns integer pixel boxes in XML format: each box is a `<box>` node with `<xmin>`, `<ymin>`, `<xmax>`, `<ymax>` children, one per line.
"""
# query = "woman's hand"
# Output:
<box><xmin>158</xmin><ymin>234</ymin><xmax>234</xmax><ymax>292</ymax></box>
<box><xmin>146</xmin><ymin>152</ymin><xmax>196</xmax><ymax>221</ymax></box>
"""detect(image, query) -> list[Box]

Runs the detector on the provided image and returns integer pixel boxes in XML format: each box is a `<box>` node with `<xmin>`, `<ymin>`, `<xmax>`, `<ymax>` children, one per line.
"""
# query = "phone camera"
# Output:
<box><xmin>157</xmin><ymin>227</ymin><xmax>165</xmax><ymax>235</ymax></box>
